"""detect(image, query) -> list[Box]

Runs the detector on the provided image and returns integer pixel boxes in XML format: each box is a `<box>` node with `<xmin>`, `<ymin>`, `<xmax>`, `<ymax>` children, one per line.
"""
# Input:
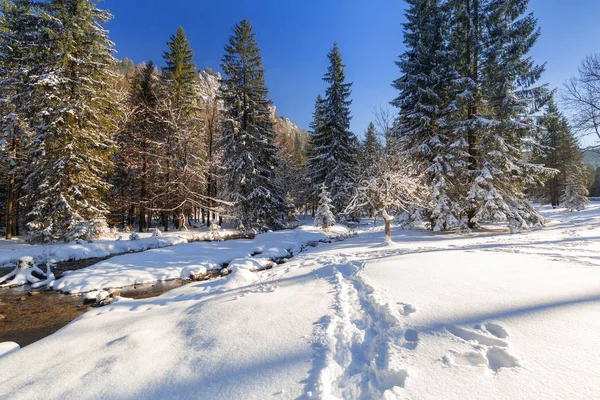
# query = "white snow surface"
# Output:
<box><xmin>1</xmin><ymin>205</ymin><xmax>600</xmax><ymax>399</ymax></box>
<box><xmin>0</xmin><ymin>342</ymin><xmax>19</xmax><ymax>359</ymax></box>
<box><xmin>0</xmin><ymin>228</ymin><xmax>239</xmax><ymax>269</ymax></box>
<box><xmin>50</xmin><ymin>226</ymin><xmax>348</xmax><ymax>294</ymax></box>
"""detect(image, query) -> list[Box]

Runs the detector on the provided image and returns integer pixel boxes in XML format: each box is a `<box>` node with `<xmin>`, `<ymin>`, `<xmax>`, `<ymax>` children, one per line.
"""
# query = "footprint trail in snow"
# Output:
<box><xmin>311</xmin><ymin>255</ymin><xmax>418</xmax><ymax>399</ymax></box>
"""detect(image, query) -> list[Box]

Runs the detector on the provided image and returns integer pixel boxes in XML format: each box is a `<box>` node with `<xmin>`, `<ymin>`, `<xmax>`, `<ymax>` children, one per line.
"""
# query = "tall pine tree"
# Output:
<box><xmin>393</xmin><ymin>0</ymin><xmax>468</xmax><ymax>231</ymax></box>
<box><xmin>24</xmin><ymin>0</ymin><xmax>117</xmax><ymax>242</ymax></box>
<box><xmin>308</xmin><ymin>43</ymin><xmax>358</xmax><ymax>216</ymax></box>
<box><xmin>218</xmin><ymin>19</ymin><xmax>287</xmax><ymax>231</ymax></box>
<box><xmin>0</xmin><ymin>0</ymin><xmax>43</xmax><ymax>238</ymax></box>
<box><xmin>449</xmin><ymin>0</ymin><xmax>556</xmax><ymax>231</ymax></box>
<box><xmin>159</xmin><ymin>26</ymin><xmax>205</xmax><ymax>230</ymax></box>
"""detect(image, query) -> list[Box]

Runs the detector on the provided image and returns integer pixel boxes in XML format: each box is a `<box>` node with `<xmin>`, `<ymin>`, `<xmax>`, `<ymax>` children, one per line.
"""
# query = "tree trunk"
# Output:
<box><xmin>385</xmin><ymin>220</ymin><xmax>391</xmax><ymax>240</ymax></box>
<box><xmin>382</xmin><ymin>209</ymin><xmax>394</xmax><ymax>242</ymax></box>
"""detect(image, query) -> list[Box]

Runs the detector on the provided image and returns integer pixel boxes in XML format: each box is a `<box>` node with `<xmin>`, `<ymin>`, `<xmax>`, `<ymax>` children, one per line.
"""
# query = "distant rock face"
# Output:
<box><xmin>197</xmin><ymin>69</ymin><xmax>221</xmax><ymax>105</ymax></box>
<box><xmin>273</xmin><ymin>115</ymin><xmax>309</xmax><ymax>163</ymax></box>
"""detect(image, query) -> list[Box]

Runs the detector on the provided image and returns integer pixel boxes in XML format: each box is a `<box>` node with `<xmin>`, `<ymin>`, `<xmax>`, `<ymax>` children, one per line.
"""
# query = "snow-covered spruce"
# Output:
<box><xmin>307</xmin><ymin>43</ymin><xmax>359</xmax><ymax>216</ymax></box>
<box><xmin>218</xmin><ymin>20</ymin><xmax>288</xmax><ymax>231</ymax></box>
<box><xmin>314</xmin><ymin>183</ymin><xmax>336</xmax><ymax>231</ymax></box>
<box><xmin>561</xmin><ymin>184</ymin><xmax>589</xmax><ymax>212</ymax></box>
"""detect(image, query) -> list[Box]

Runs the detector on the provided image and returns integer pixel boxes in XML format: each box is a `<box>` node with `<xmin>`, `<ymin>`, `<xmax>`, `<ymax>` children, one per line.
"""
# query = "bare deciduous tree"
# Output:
<box><xmin>563</xmin><ymin>54</ymin><xmax>600</xmax><ymax>147</ymax></box>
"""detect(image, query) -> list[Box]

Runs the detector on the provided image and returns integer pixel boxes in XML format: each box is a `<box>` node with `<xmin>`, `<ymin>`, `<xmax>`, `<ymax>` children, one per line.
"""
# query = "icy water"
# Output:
<box><xmin>0</xmin><ymin>279</ymin><xmax>191</xmax><ymax>347</ymax></box>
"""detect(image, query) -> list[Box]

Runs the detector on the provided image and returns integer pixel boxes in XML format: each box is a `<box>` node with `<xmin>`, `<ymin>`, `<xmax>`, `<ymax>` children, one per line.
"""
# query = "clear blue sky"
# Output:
<box><xmin>102</xmin><ymin>0</ymin><xmax>600</xmax><ymax>138</ymax></box>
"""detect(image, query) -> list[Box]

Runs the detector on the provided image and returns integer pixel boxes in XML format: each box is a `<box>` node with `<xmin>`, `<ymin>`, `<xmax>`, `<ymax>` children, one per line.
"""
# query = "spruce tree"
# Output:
<box><xmin>314</xmin><ymin>183</ymin><xmax>335</xmax><ymax>231</ymax></box>
<box><xmin>24</xmin><ymin>0</ymin><xmax>117</xmax><ymax>242</ymax></box>
<box><xmin>531</xmin><ymin>100</ymin><xmax>585</xmax><ymax>207</ymax></box>
<box><xmin>113</xmin><ymin>61</ymin><xmax>162</xmax><ymax>231</ymax></box>
<box><xmin>447</xmin><ymin>0</ymin><xmax>556</xmax><ymax>231</ymax></box>
<box><xmin>307</xmin><ymin>94</ymin><xmax>326</xmax><ymax>203</ymax></box>
<box><xmin>561</xmin><ymin>183</ymin><xmax>589</xmax><ymax>212</ymax></box>
<box><xmin>361</xmin><ymin>122</ymin><xmax>381</xmax><ymax>177</ymax></box>
<box><xmin>309</xmin><ymin>43</ymin><xmax>358</xmax><ymax>216</ymax></box>
<box><xmin>159</xmin><ymin>26</ymin><xmax>205</xmax><ymax>230</ymax></box>
<box><xmin>392</xmin><ymin>0</ymin><xmax>468</xmax><ymax>231</ymax></box>
<box><xmin>162</xmin><ymin>26</ymin><xmax>197</xmax><ymax>114</ymax></box>
<box><xmin>218</xmin><ymin>19</ymin><xmax>287</xmax><ymax>231</ymax></box>
<box><xmin>0</xmin><ymin>0</ymin><xmax>43</xmax><ymax>238</ymax></box>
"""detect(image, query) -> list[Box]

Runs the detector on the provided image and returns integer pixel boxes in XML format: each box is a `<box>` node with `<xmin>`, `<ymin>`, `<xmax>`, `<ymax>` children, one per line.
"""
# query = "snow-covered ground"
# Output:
<box><xmin>0</xmin><ymin>228</ymin><xmax>238</xmax><ymax>269</ymax></box>
<box><xmin>50</xmin><ymin>226</ymin><xmax>350</xmax><ymax>294</ymax></box>
<box><xmin>0</xmin><ymin>204</ymin><xmax>599</xmax><ymax>399</ymax></box>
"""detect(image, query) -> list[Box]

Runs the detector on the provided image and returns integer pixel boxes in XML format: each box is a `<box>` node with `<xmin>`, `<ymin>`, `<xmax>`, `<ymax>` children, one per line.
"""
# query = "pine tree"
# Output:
<box><xmin>0</xmin><ymin>0</ymin><xmax>44</xmax><ymax>239</ymax></box>
<box><xmin>24</xmin><ymin>0</ymin><xmax>117</xmax><ymax>242</ymax></box>
<box><xmin>218</xmin><ymin>19</ymin><xmax>287</xmax><ymax>231</ymax></box>
<box><xmin>561</xmin><ymin>183</ymin><xmax>589</xmax><ymax>212</ymax></box>
<box><xmin>448</xmin><ymin>0</ymin><xmax>556</xmax><ymax>231</ymax></box>
<box><xmin>531</xmin><ymin>100</ymin><xmax>586</xmax><ymax>207</ymax></box>
<box><xmin>162</xmin><ymin>26</ymin><xmax>197</xmax><ymax>114</ymax></box>
<box><xmin>307</xmin><ymin>94</ymin><xmax>326</xmax><ymax>204</ymax></box>
<box><xmin>309</xmin><ymin>43</ymin><xmax>358</xmax><ymax>216</ymax></box>
<box><xmin>361</xmin><ymin>122</ymin><xmax>381</xmax><ymax>177</ymax></box>
<box><xmin>159</xmin><ymin>26</ymin><xmax>206</xmax><ymax>230</ymax></box>
<box><xmin>392</xmin><ymin>0</ymin><xmax>468</xmax><ymax>231</ymax></box>
<box><xmin>314</xmin><ymin>183</ymin><xmax>335</xmax><ymax>231</ymax></box>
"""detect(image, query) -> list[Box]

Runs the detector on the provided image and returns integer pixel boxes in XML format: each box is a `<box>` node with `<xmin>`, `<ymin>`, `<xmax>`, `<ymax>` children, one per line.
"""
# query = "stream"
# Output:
<box><xmin>0</xmin><ymin>253</ymin><xmax>194</xmax><ymax>348</ymax></box>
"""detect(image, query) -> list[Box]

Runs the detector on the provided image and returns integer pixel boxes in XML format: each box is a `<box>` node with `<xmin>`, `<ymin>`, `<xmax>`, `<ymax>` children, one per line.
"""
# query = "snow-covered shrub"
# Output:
<box><xmin>129</xmin><ymin>232</ymin><xmax>140</xmax><ymax>241</ymax></box>
<box><xmin>151</xmin><ymin>228</ymin><xmax>162</xmax><ymax>237</ymax></box>
<box><xmin>207</xmin><ymin>221</ymin><xmax>222</xmax><ymax>241</ymax></box>
<box><xmin>314</xmin><ymin>183</ymin><xmax>336</xmax><ymax>231</ymax></box>
<box><xmin>561</xmin><ymin>184</ymin><xmax>589</xmax><ymax>212</ymax></box>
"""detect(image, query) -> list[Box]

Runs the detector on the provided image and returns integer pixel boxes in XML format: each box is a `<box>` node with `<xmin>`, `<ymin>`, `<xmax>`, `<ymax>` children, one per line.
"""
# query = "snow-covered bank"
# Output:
<box><xmin>0</xmin><ymin>235</ymin><xmax>187</xmax><ymax>269</ymax></box>
<box><xmin>50</xmin><ymin>226</ymin><xmax>350</xmax><ymax>294</ymax></box>
<box><xmin>0</xmin><ymin>228</ymin><xmax>244</xmax><ymax>270</ymax></box>
<box><xmin>1</xmin><ymin>205</ymin><xmax>599</xmax><ymax>399</ymax></box>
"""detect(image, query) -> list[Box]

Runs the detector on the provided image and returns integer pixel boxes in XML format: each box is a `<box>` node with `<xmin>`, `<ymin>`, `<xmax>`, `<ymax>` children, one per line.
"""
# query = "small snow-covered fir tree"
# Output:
<box><xmin>561</xmin><ymin>183</ymin><xmax>589</xmax><ymax>212</ymax></box>
<box><xmin>218</xmin><ymin>20</ymin><xmax>288</xmax><ymax>231</ymax></box>
<box><xmin>314</xmin><ymin>183</ymin><xmax>335</xmax><ymax>231</ymax></box>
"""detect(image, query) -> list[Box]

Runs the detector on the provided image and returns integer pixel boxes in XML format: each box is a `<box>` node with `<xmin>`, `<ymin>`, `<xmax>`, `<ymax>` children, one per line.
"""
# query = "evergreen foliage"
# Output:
<box><xmin>218</xmin><ymin>19</ymin><xmax>287</xmax><ymax>231</ymax></box>
<box><xmin>394</xmin><ymin>0</ymin><xmax>557</xmax><ymax>232</ymax></box>
<box><xmin>392</xmin><ymin>0</ymin><xmax>468</xmax><ymax>232</ymax></box>
<box><xmin>314</xmin><ymin>183</ymin><xmax>335</xmax><ymax>231</ymax></box>
<box><xmin>0</xmin><ymin>0</ymin><xmax>43</xmax><ymax>238</ymax></box>
<box><xmin>308</xmin><ymin>44</ymin><xmax>358</xmax><ymax>216</ymax></box>
<box><xmin>24</xmin><ymin>0</ymin><xmax>117</xmax><ymax>242</ymax></box>
<box><xmin>561</xmin><ymin>183</ymin><xmax>589</xmax><ymax>212</ymax></box>
<box><xmin>531</xmin><ymin>100</ymin><xmax>587</xmax><ymax>207</ymax></box>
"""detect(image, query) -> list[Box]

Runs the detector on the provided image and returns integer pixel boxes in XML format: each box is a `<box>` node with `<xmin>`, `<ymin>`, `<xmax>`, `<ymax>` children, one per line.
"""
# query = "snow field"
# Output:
<box><xmin>0</xmin><ymin>204</ymin><xmax>599</xmax><ymax>399</ymax></box>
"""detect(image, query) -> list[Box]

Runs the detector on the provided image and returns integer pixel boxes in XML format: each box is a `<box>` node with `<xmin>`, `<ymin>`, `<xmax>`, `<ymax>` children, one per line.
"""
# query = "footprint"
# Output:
<box><xmin>483</xmin><ymin>323</ymin><xmax>509</xmax><ymax>339</ymax></box>
<box><xmin>486</xmin><ymin>347</ymin><xmax>519</xmax><ymax>372</ymax></box>
<box><xmin>444</xmin><ymin>350</ymin><xmax>487</xmax><ymax>367</ymax></box>
<box><xmin>398</xmin><ymin>302</ymin><xmax>416</xmax><ymax>316</ymax></box>
<box><xmin>446</xmin><ymin>325</ymin><xmax>508</xmax><ymax>347</ymax></box>
<box><xmin>404</xmin><ymin>329</ymin><xmax>419</xmax><ymax>342</ymax></box>
<box><xmin>376</xmin><ymin>368</ymin><xmax>408</xmax><ymax>391</ymax></box>
<box><xmin>402</xmin><ymin>329</ymin><xmax>419</xmax><ymax>349</ymax></box>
